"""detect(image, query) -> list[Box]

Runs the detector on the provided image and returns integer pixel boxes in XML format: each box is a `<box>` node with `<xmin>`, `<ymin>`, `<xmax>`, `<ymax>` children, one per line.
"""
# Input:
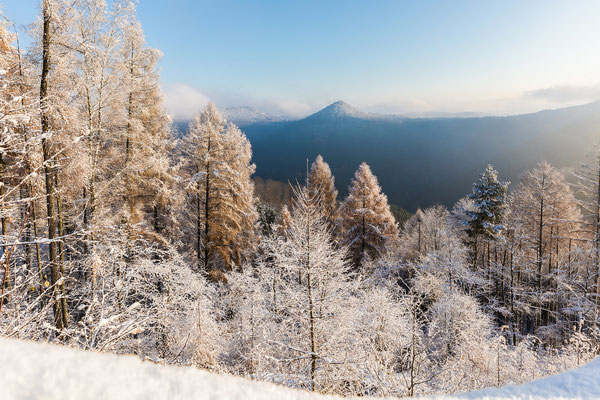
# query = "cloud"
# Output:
<box><xmin>162</xmin><ymin>82</ymin><xmax>316</xmax><ymax>120</ymax></box>
<box><xmin>525</xmin><ymin>84</ymin><xmax>600</xmax><ymax>103</ymax></box>
<box><xmin>207</xmin><ymin>91</ymin><xmax>315</xmax><ymax>118</ymax></box>
<box><xmin>163</xmin><ymin>83</ymin><xmax>210</xmax><ymax>120</ymax></box>
<box><xmin>361</xmin><ymin>98</ymin><xmax>434</xmax><ymax>115</ymax></box>
<box><xmin>269</xmin><ymin>100</ymin><xmax>313</xmax><ymax>117</ymax></box>
<box><xmin>162</xmin><ymin>80</ymin><xmax>600</xmax><ymax>122</ymax></box>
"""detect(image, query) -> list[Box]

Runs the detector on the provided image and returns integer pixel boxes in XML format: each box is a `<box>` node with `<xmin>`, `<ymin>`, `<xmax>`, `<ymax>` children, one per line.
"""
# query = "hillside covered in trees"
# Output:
<box><xmin>1</xmin><ymin>1</ymin><xmax>600</xmax><ymax>399</ymax></box>
<box><xmin>242</xmin><ymin>100</ymin><xmax>600</xmax><ymax>211</ymax></box>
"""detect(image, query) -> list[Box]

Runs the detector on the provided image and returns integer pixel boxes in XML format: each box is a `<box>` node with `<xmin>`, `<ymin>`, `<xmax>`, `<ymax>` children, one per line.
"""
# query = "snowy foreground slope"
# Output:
<box><xmin>0</xmin><ymin>338</ymin><xmax>598</xmax><ymax>400</ymax></box>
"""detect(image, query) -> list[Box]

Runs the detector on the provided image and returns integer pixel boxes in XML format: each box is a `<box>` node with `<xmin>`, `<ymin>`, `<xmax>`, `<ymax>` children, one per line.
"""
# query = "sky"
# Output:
<box><xmin>3</xmin><ymin>0</ymin><xmax>600</xmax><ymax>119</ymax></box>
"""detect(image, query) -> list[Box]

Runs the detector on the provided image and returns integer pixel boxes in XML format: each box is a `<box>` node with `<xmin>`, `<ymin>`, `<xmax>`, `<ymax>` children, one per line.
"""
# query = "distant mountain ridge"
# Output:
<box><xmin>173</xmin><ymin>106</ymin><xmax>285</xmax><ymax>138</ymax></box>
<box><xmin>222</xmin><ymin>106</ymin><xmax>284</xmax><ymax>126</ymax></box>
<box><xmin>397</xmin><ymin>111</ymin><xmax>490</xmax><ymax>119</ymax></box>
<box><xmin>246</xmin><ymin>100</ymin><xmax>600</xmax><ymax>211</ymax></box>
<box><xmin>174</xmin><ymin>101</ymin><xmax>600</xmax><ymax>211</ymax></box>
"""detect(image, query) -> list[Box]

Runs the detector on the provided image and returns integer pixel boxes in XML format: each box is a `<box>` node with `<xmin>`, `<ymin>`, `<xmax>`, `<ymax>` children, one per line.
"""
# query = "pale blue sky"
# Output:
<box><xmin>3</xmin><ymin>0</ymin><xmax>600</xmax><ymax>118</ymax></box>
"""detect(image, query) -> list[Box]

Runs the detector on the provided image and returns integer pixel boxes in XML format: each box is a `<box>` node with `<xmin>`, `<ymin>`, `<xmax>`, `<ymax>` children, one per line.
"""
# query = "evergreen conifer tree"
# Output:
<box><xmin>466</xmin><ymin>164</ymin><xmax>509</xmax><ymax>240</ymax></box>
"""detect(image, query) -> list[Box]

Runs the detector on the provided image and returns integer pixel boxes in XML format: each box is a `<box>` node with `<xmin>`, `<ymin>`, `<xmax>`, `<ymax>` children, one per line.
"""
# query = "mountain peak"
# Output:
<box><xmin>306</xmin><ymin>100</ymin><xmax>369</xmax><ymax>120</ymax></box>
<box><xmin>330</xmin><ymin>100</ymin><xmax>352</xmax><ymax>108</ymax></box>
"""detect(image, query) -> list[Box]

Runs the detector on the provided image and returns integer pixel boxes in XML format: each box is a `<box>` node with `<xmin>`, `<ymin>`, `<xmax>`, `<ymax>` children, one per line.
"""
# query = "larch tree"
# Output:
<box><xmin>307</xmin><ymin>155</ymin><xmax>339</xmax><ymax>238</ymax></box>
<box><xmin>218</xmin><ymin>123</ymin><xmax>258</xmax><ymax>267</ymax></box>
<box><xmin>0</xmin><ymin>14</ymin><xmax>33</xmax><ymax>307</ymax></box>
<box><xmin>510</xmin><ymin>162</ymin><xmax>580</xmax><ymax>332</ymax></box>
<box><xmin>0</xmin><ymin>7</ymin><xmax>76</xmax><ymax>335</ymax></box>
<box><xmin>37</xmin><ymin>0</ymin><xmax>87</xmax><ymax>331</ymax></box>
<box><xmin>340</xmin><ymin>162</ymin><xmax>398</xmax><ymax>270</ymax></box>
<box><xmin>401</xmin><ymin>208</ymin><xmax>425</xmax><ymax>259</ymax></box>
<box><xmin>218</xmin><ymin>267</ymin><xmax>275</xmax><ymax>378</ymax></box>
<box><xmin>400</xmin><ymin>205</ymin><xmax>459</xmax><ymax>261</ymax></box>
<box><xmin>181</xmin><ymin>104</ymin><xmax>257</xmax><ymax>274</ymax></box>
<box><xmin>428</xmin><ymin>290</ymin><xmax>496</xmax><ymax>391</ymax></box>
<box><xmin>573</xmin><ymin>145</ymin><xmax>600</xmax><ymax>308</ymax></box>
<box><xmin>266</xmin><ymin>184</ymin><xmax>355</xmax><ymax>392</ymax></box>
<box><xmin>277</xmin><ymin>204</ymin><xmax>292</xmax><ymax>236</ymax></box>
<box><xmin>116</xmin><ymin>16</ymin><xmax>170</xmax><ymax>255</ymax></box>
<box><xmin>0</xmin><ymin>18</ymin><xmax>23</xmax><ymax>235</ymax></box>
<box><xmin>181</xmin><ymin>103</ymin><xmax>225</xmax><ymax>273</ymax></box>
<box><xmin>352</xmin><ymin>286</ymin><xmax>412</xmax><ymax>396</ymax></box>
<box><xmin>70</xmin><ymin>0</ymin><xmax>132</xmax><ymax>254</ymax></box>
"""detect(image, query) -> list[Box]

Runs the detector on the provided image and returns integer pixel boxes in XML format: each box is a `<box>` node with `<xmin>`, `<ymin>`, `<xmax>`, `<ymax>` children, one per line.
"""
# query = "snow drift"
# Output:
<box><xmin>1</xmin><ymin>338</ymin><xmax>598</xmax><ymax>400</ymax></box>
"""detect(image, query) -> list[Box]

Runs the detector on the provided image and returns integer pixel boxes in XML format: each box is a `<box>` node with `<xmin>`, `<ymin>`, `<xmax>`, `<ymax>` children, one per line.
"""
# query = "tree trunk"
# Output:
<box><xmin>595</xmin><ymin>155</ymin><xmax>600</xmax><ymax>305</ymax></box>
<box><xmin>40</xmin><ymin>0</ymin><xmax>67</xmax><ymax>331</ymax></box>
<box><xmin>85</xmin><ymin>90</ymin><xmax>98</xmax><ymax>257</ymax></box>
<box><xmin>54</xmin><ymin>174</ymin><xmax>68</xmax><ymax>327</ymax></box>
<box><xmin>203</xmin><ymin>134</ymin><xmax>212</xmax><ymax>273</ymax></box>
<box><xmin>196</xmin><ymin>183</ymin><xmax>202</xmax><ymax>270</ymax></box>
<box><xmin>305</xmin><ymin>217</ymin><xmax>317</xmax><ymax>391</ymax></box>
<box><xmin>31</xmin><ymin>195</ymin><xmax>44</xmax><ymax>301</ymax></box>
<box><xmin>124</xmin><ymin>45</ymin><xmax>135</xmax><ymax>267</ymax></box>
<box><xmin>0</xmin><ymin>155</ymin><xmax>9</xmax><ymax>305</ymax></box>
<box><xmin>537</xmin><ymin>191</ymin><xmax>544</xmax><ymax>328</ymax></box>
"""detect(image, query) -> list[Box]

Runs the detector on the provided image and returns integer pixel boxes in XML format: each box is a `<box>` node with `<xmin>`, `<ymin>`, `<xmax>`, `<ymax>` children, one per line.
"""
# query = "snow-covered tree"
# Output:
<box><xmin>307</xmin><ymin>155</ymin><xmax>339</xmax><ymax>238</ymax></box>
<box><xmin>465</xmin><ymin>165</ymin><xmax>508</xmax><ymax>244</ymax></box>
<box><xmin>265</xmin><ymin>184</ymin><xmax>355</xmax><ymax>392</ymax></box>
<box><xmin>180</xmin><ymin>104</ymin><xmax>257</xmax><ymax>273</ymax></box>
<box><xmin>400</xmin><ymin>208</ymin><xmax>425</xmax><ymax>258</ymax></box>
<box><xmin>37</xmin><ymin>0</ymin><xmax>88</xmax><ymax>331</ymax></box>
<box><xmin>340</xmin><ymin>162</ymin><xmax>399</xmax><ymax>270</ymax></box>
<box><xmin>400</xmin><ymin>205</ymin><xmax>465</xmax><ymax>262</ymax></box>
<box><xmin>351</xmin><ymin>286</ymin><xmax>412</xmax><ymax>396</ymax></box>
<box><xmin>0</xmin><ymin>12</ymin><xmax>41</xmax><ymax>314</ymax></box>
<box><xmin>69</xmin><ymin>0</ymin><xmax>135</xmax><ymax>252</ymax></box>
<box><xmin>573</xmin><ymin>145</ymin><xmax>600</xmax><ymax>308</ymax></box>
<box><xmin>257</xmin><ymin>203</ymin><xmax>277</xmax><ymax>238</ymax></box>
<box><xmin>466</xmin><ymin>165</ymin><xmax>509</xmax><ymax>240</ymax></box>
<box><xmin>72</xmin><ymin>237</ymin><xmax>221</xmax><ymax>368</ymax></box>
<box><xmin>428</xmin><ymin>290</ymin><xmax>499</xmax><ymax>392</ymax></box>
<box><xmin>510</xmin><ymin>162</ymin><xmax>581</xmax><ymax>335</ymax></box>
<box><xmin>218</xmin><ymin>267</ymin><xmax>275</xmax><ymax>378</ymax></box>
<box><xmin>278</xmin><ymin>204</ymin><xmax>292</xmax><ymax>236</ymax></box>
<box><xmin>110</xmin><ymin>15</ymin><xmax>176</xmax><ymax>263</ymax></box>
<box><xmin>463</xmin><ymin>164</ymin><xmax>509</xmax><ymax>288</ymax></box>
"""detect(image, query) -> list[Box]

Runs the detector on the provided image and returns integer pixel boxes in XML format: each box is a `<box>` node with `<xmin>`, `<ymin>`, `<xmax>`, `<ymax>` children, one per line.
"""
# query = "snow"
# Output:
<box><xmin>1</xmin><ymin>337</ymin><xmax>599</xmax><ymax>400</ymax></box>
<box><xmin>0</xmin><ymin>338</ymin><xmax>323</xmax><ymax>400</ymax></box>
<box><xmin>305</xmin><ymin>100</ymin><xmax>373</xmax><ymax>121</ymax></box>
<box><xmin>223</xmin><ymin>106</ymin><xmax>283</xmax><ymax>126</ymax></box>
<box><xmin>450</xmin><ymin>358</ymin><xmax>600</xmax><ymax>399</ymax></box>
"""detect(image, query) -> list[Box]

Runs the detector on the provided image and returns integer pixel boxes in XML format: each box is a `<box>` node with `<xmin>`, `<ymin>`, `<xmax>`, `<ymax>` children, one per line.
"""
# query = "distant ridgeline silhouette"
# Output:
<box><xmin>177</xmin><ymin>100</ymin><xmax>600</xmax><ymax>212</ymax></box>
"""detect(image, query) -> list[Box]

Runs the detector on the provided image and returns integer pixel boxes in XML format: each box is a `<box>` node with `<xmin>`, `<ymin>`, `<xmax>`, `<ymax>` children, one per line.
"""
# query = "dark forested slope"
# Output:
<box><xmin>246</xmin><ymin>101</ymin><xmax>600</xmax><ymax>211</ymax></box>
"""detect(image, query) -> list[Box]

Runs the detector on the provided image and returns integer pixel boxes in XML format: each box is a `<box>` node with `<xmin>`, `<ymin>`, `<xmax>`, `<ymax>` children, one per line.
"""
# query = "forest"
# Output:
<box><xmin>1</xmin><ymin>1</ymin><xmax>599</xmax><ymax>397</ymax></box>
